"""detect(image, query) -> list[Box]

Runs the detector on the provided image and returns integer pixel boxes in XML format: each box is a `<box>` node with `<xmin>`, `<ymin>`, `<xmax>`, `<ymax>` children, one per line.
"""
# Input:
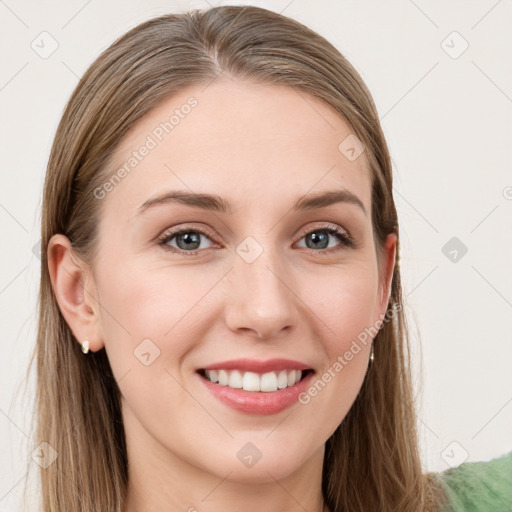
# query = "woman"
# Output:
<box><xmin>29</xmin><ymin>5</ymin><xmax>511</xmax><ymax>512</ymax></box>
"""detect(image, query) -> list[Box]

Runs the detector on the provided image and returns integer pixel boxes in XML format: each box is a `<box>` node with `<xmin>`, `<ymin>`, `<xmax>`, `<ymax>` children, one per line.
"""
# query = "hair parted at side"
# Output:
<box><xmin>26</xmin><ymin>5</ymin><xmax>449</xmax><ymax>512</ymax></box>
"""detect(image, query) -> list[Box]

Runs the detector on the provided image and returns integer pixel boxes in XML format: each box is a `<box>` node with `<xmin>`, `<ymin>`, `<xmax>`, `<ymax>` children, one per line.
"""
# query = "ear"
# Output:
<box><xmin>376</xmin><ymin>232</ymin><xmax>397</xmax><ymax>317</ymax></box>
<box><xmin>47</xmin><ymin>234</ymin><xmax>104</xmax><ymax>352</ymax></box>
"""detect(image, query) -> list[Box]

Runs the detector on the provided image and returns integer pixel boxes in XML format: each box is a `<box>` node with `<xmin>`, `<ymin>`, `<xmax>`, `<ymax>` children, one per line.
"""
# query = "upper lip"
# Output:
<box><xmin>199</xmin><ymin>358</ymin><xmax>313</xmax><ymax>373</ymax></box>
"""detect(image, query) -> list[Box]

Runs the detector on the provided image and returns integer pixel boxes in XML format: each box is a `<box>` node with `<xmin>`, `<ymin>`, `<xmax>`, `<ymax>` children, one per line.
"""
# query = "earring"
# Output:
<box><xmin>368</xmin><ymin>342</ymin><xmax>374</xmax><ymax>369</ymax></box>
<box><xmin>81</xmin><ymin>340</ymin><xmax>90</xmax><ymax>354</ymax></box>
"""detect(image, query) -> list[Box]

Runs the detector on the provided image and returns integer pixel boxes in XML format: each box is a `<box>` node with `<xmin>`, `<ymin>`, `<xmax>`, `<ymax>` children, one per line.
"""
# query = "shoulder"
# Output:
<box><xmin>435</xmin><ymin>451</ymin><xmax>512</xmax><ymax>512</ymax></box>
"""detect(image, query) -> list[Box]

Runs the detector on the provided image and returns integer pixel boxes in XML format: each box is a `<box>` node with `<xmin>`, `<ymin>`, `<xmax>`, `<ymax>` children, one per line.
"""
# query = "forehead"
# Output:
<box><xmin>103</xmin><ymin>78</ymin><xmax>372</xmax><ymax>217</ymax></box>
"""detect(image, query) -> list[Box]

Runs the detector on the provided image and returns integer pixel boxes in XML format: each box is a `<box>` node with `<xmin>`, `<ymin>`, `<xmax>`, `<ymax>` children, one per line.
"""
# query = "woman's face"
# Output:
<box><xmin>71</xmin><ymin>79</ymin><xmax>395</xmax><ymax>484</ymax></box>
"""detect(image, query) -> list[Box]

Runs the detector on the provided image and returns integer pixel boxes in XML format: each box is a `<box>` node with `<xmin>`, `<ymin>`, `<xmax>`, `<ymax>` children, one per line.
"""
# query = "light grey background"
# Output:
<box><xmin>1</xmin><ymin>0</ymin><xmax>511</xmax><ymax>509</ymax></box>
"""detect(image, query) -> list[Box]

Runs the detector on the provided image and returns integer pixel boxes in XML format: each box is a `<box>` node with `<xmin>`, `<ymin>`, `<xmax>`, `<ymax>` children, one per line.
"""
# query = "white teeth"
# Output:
<box><xmin>218</xmin><ymin>370</ymin><xmax>229</xmax><ymax>386</ymax></box>
<box><xmin>243</xmin><ymin>371</ymin><xmax>260</xmax><ymax>391</ymax></box>
<box><xmin>260</xmin><ymin>372</ymin><xmax>277</xmax><ymax>392</ymax></box>
<box><xmin>228</xmin><ymin>370</ymin><xmax>243</xmax><ymax>389</ymax></box>
<box><xmin>277</xmin><ymin>370</ymin><xmax>288</xmax><ymax>389</ymax></box>
<box><xmin>204</xmin><ymin>369</ymin><xmax>304</xmax><ymax>391</ymax></box>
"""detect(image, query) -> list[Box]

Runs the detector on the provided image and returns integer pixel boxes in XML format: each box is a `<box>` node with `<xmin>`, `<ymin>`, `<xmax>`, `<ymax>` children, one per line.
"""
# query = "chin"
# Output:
<box><xmin>216</xmin><ymin>459</ymin><xmax>304</xmax><ymax>484</ymax></box>
<box><xmin>194</xmin><ymin>440</ymin><xmax>315</xmax><ymax>484</ymax></box>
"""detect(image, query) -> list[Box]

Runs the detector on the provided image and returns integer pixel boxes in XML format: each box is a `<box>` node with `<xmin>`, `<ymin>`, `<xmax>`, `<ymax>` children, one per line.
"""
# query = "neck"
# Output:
<box><xmin>121</xmin><ymin>402</ymin><xmax>327</xmax><ymax>512</ymax></box>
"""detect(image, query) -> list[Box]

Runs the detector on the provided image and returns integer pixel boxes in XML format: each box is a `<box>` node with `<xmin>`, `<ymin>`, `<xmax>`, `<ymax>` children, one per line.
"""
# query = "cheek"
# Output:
<box><xmin>298</xmin><ymin>263</ymin><xmax>378</xmax><ymax>420</ymax></box>
<box><xmin>93</xmin><ymin>258</ymin><xmax>211</xmax><ymax>377</ymax></box>
<box><xmin>97</xmin><ymin>252</ymin><xmax>207</xmax><ymax>328</ymax></box>
<box><xmin>312</xmin><ymin>262</ymin><xmax>379</xmax><ymax>348</ymax></box>
<box><xmin>95</xmin><ymin>261</ymin><xmax>210</xmax><ymax>428</ymax></box>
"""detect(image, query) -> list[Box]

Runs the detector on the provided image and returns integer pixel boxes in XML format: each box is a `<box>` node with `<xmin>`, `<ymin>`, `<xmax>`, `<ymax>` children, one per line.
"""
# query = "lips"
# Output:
<box><xmin>199</xmin><ymin>358</ymin><xmax>313</xmax><ymax>373</ymax></box>
<box><xmin>195</xmin><ymin>358</ymin><xmax>315</xmax><ymax>414</ymax></box>
<box><xmin>197</xmin><ymin>368</ymin><xmax>315</xmax><ymax>415</ymax></box>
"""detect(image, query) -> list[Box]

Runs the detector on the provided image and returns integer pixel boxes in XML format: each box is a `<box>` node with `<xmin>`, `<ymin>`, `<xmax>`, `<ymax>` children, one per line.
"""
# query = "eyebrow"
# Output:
<box><xmin>138</xmin><ymin>189</ymin><xmax>367</xmax><ymax>216</ymax></box>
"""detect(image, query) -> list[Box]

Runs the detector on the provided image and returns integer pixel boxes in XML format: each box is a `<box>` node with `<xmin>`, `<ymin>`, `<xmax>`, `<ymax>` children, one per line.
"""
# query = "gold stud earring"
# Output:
<box><xmin>81</xmin><ymin>340</ymin><xmax>90</xmax><ymax>354</ymax></box>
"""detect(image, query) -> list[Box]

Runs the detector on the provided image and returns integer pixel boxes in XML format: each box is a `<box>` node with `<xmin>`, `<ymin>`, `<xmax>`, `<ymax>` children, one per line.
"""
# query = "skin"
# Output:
<box><xmin>48</xmin><ymin>78</ymin><xmax>396</xmax><ymax>512</ymax></box>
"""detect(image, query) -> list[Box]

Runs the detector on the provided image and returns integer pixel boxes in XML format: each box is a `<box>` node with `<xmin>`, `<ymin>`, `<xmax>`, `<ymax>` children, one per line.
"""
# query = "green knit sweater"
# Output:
<box><xmin>436</xmin><ymin>451</ymin><xmax>512</xmax><ymax>512</ymax></box>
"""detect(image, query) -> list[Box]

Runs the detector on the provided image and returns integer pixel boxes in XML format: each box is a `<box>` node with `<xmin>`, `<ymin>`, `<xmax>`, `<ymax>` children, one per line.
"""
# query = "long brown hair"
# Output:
<box><xmin>27</xmin><ymin>5</ymin><xmax>449</xmax><ymax>511</ymax></box>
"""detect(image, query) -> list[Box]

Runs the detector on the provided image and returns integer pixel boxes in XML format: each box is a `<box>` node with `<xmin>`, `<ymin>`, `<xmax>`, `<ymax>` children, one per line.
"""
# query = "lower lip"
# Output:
<box><xmin>197</xmin><ymin>371</ymin><xmax>315</xmax><ymax>415</ymax></box>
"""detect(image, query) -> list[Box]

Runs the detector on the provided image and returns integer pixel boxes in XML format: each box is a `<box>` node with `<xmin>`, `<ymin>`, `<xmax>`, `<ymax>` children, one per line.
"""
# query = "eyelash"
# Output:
<box><xmin>157</xmin><ymin>223</ymin><xmax>355</xmax><ymax>256</ymax></box>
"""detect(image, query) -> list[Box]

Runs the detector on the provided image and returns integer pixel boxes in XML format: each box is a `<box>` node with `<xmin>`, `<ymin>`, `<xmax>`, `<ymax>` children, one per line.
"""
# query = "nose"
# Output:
<box><xmin>224</xmin><ymin>246</ymin><xmax>300</xmax><ymax>340</ymax></box>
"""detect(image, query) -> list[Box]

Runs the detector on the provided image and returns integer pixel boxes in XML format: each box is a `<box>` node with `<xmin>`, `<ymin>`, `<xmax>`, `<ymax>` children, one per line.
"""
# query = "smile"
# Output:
<box><xmin>199</xmin><ymin>368</ymin><xmax>312</xmax><ymax>392</ymax></box>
